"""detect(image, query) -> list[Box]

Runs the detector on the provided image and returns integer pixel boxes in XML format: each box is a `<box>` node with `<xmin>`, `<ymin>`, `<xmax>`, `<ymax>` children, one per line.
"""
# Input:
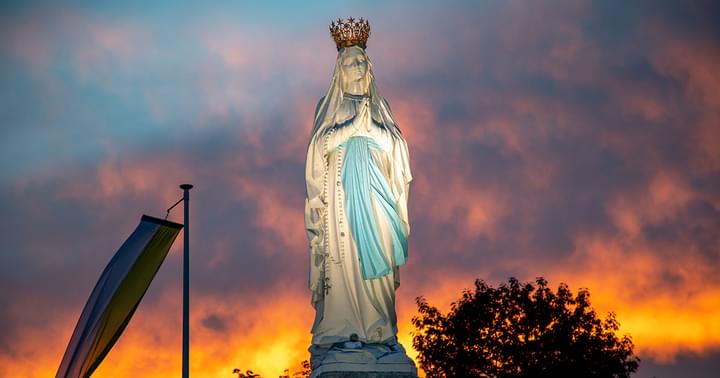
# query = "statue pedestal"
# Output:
<box><xmin>309</xmin><ymin>340</ymin><xmax>418</xmax><ymax>378</ymax></box>
<box><xmin>315</xmin><ymin>371</ymin><xmax>416</xmax><ymax>378</ymax></box>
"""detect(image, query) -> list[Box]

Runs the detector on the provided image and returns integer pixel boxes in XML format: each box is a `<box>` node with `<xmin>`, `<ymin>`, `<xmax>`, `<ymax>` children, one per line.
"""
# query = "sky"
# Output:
<box><xmin>1</xmin><ymin>0</ymin><xmax>719</xmax><ymax>377</ymax></box>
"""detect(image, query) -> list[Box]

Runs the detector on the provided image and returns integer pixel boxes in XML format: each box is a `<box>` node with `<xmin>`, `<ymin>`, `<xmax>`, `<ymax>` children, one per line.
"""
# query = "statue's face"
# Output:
<box><xmin>340</xmin><ymin>48</ymin><xmax>368</xmax><ymax>87</ymax></box>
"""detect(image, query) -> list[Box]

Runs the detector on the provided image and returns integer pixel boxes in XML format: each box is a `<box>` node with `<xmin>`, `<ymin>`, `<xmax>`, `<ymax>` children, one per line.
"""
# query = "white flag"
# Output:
<box><xmin>56</xmin><ymin>215</ymin><xmax>183</xmax><ymax>378</ymax></box>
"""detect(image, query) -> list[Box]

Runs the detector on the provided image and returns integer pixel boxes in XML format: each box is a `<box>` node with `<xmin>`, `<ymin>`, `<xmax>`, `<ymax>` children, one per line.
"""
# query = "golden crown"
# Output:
<box><xmin>329</xmin><ymin>17</ymin><xmax>370</xmax><ymax>50</ymax></box>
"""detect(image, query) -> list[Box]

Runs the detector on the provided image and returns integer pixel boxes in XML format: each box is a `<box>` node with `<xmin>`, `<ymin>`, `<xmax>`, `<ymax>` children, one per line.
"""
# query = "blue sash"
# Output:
<box><xmin>341</xmin><ymin>136</ymin><xmax>408</xmax><ymax>280</ymax></box>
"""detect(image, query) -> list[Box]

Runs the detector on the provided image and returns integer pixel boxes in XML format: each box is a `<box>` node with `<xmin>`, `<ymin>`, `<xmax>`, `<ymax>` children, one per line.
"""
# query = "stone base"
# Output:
<box><xmin>309</xmin><ymin>339</ymin><xmax>418</xmax><ymax>378</ymax></box>
<box><xmin>315</xmin><ymin>371</ymin><xmax>417</xmax><ymax>378</ymax></box>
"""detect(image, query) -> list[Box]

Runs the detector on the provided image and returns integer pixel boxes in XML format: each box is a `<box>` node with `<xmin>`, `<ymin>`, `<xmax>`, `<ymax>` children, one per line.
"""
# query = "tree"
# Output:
<box><xmin>280</xmin><ymin>360</ymin><xmax>311</xmax><ymax>378</ymax></box>
<box><xmin>231</xmin><ymin>360</ymin><xmax>310</xmax><ymax>378</ymax></box>
<box><xmin>232</xmin><ymin>368</ymin><xmax>260</xmax><ymax>378</ymax></box>
<box><xmin>412</xmin><ymin>277</ymin><xmax>640</xmax><ymax>378</ymax></box>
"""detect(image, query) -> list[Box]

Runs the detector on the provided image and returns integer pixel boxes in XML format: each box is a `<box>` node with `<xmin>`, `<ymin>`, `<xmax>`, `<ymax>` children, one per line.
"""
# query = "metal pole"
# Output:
<box><xmin>180</xmin><ymin>184</ymin><xmax>193</xmax><ymax>378</ymax></box>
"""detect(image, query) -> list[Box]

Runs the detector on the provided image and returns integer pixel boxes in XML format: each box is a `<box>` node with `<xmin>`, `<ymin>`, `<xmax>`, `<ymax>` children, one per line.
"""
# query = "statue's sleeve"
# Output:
<box><xmin>391</xmin><ymin>132</ymin><xmax>413</xmax><ymax>237</ymax></box>
<box><xmin>305</xmin><ymin>98</ymin><xmax>326</xmax><ymax>303</ymax></box>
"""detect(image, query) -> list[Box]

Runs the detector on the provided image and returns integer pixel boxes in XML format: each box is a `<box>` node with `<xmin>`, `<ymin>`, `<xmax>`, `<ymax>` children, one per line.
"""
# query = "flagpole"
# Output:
<box><xmin>180</xmin><ymin>184</ymin><xmax>193</xmax><ymax>378</ymax></box>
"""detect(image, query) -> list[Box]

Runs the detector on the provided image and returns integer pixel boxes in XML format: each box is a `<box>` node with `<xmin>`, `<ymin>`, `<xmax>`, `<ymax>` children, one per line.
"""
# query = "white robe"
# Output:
<box><xmin>305</xmin><ymin>95</ymin><xmax>412</xmax><ymax>346</ymax></box>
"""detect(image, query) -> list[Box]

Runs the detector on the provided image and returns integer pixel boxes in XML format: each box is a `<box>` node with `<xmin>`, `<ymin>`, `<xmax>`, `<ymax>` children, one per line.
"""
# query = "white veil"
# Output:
<box><xmin>309</xmin><ymin>45</ymin><xmax>402</xmax><ymax>146</ymax></box>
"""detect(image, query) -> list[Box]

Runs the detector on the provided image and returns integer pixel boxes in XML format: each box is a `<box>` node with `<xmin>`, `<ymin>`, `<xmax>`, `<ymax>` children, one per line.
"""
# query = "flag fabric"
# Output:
<box><xmin>56</xmin><ymin>215</ymin><xmax>183</xmax><ymax>378</ymax></box>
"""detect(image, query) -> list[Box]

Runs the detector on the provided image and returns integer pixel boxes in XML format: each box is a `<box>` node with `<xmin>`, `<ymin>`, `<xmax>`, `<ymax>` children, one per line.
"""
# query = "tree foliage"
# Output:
<box><xmin>412</xmin><ymin>277</ymin><xmax>640</xmax><ymax>378</ymax></box>
<box><xmin>232</xmin><ymin>360</ymin><xmax>310</xmax><ymax>378</ymax></box>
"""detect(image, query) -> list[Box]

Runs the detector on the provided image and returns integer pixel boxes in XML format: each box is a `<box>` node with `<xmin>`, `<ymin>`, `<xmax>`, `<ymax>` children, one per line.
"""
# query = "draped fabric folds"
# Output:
<box><xmin>304</xmin><ymin>112</ymin><xmax>412</xmax><ymax>312</ymax></box>
<box><xmin>304</xmin><ymin>96</ymin><xmax>412</xmax><ymax>345</ymax></box>
<box><xmin>304</xmin><ymin>45</ymin><xmax>413</xmax><ymax>347</ymax></box>
<box><xmin>341</xmin><ymin>136</ymin><xmax>407</xmax><ymax>279</ymax></box>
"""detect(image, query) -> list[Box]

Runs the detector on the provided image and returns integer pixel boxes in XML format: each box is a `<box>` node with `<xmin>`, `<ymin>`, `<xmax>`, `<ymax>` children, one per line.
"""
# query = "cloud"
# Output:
<box><xmin>0</xmin><ymin>7</ymin><xmax>148</xmax><ymax>79</ymax></box>
<box><xmin>2</xmin><ymin>1</ymin><xmax>720</xmax><ymax>377</ymax></box>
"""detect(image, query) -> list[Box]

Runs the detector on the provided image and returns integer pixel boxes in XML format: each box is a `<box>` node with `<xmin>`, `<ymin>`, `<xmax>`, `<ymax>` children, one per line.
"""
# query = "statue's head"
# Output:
<box><xmin>330</xmin><ymin>18</ymin><xmax>372</xmax><ymax>95</ymax></box>
<box><xmin>310</xmin><ymin>17</ymin><xmax>401</xmax><ymax>141</ymax></box>
<box><xmin>338</xmin><ymin>46</ymin><xmax>369</xmax><ymax>95</ymax></box>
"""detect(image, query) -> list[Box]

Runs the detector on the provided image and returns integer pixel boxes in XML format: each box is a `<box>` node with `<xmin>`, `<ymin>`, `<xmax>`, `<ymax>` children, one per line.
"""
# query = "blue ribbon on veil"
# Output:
<box><xmin>341</xmin><ymin>136</ymin><xmax>408</xmax><ymax>280</ymax></box>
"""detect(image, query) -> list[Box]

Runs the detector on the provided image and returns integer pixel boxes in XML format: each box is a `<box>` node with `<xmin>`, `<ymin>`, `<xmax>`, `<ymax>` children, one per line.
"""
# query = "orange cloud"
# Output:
<box><xmin>544</xmin><ymin>232</ymin><xmax>720</xmax><ymax>362</ymax></box>
<box><xmin>93</xmin><ymin>291</ymin><xmax>314</xmax><ymax>377</ymax></box>
<box><xmin>228</xmin><ymin>174</ymin><xmax>306</xmax><ymax>251</ymax></box>
<box><xmin>54</xmin><ymin>153</ymin><xmax>192</xmax><ymax>213</ymax></box>
<box><xmin>606</xmin><ymin>170</ymin><xmax>695</xmax><ymax>238</ymax></box>
<box><xmin>648</xmin><ymin>34</ymin><xmax>720</xmax><ymax>173</ymax></box>
<box><xmin>419</xmin><ymin>175</ymin><xmax>508</xmax><ymax>242</ymax></box>
<box><xmin>18</xmin><ymin>289</ymin><xmax>310</xmax><ymax>378</ymax></box>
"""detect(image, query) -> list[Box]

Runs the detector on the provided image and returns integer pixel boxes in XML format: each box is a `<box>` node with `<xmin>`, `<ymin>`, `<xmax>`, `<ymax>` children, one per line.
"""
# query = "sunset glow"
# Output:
<box><xmin>2</xmin><ymin>1</ymin><xmax>720</xmax><ymax>377</ymax></box>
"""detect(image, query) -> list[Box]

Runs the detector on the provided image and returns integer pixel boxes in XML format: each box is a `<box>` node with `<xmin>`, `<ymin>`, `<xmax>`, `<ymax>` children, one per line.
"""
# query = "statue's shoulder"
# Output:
<box><xmin>314</xmin><ymin>96</ymin><xmax>326</xmax><ymax>116</ymax></box>
<box><xmin>373</xmin><ymin>96</ymin><xmax>402</xmax><ymax>134</ymax></box>
<box><xmin>379</xmin><ymin>96</ymin><xmax>393</xmax><ymax>112</ymax></box>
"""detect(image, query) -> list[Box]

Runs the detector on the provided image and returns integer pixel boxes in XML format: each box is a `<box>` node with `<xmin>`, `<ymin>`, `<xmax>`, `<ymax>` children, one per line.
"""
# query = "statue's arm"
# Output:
<box><xmin>393</xmin><ymin>136</ymin><xmax>413</xmax><ymax>237</ymax></box>
<box><xmin>304</xmin><ymin>139</ymin><xmax>325</xmax><ymax>249</ymax></box>
<box><xmin>386</xmin><ymin>97</ymin><xmax>413</xmax><ymax>237</ymax></box>
<box><xmin>305</xmin><ymin>98</ymin><xmax>326</xmax><ymax>302</ymax></box>
<box><xmin>382</xmin><ymin>98</ymin><xmax>412</xmax><ymax>236</ymax></box>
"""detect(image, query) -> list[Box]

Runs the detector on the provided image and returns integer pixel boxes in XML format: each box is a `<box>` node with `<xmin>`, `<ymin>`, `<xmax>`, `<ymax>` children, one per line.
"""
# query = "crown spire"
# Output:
<box><xmin>329</xmin><ymin>17</ymin><xmax>370</xmax><ymax>50</ymax></box>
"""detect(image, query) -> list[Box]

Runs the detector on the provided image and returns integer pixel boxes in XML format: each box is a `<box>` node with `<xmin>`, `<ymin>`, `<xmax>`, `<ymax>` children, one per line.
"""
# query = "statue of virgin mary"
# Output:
<box><xmin>304</xmin><ymin>18</ymin><xmax>416</xmax><ymax>375</ymax></box>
